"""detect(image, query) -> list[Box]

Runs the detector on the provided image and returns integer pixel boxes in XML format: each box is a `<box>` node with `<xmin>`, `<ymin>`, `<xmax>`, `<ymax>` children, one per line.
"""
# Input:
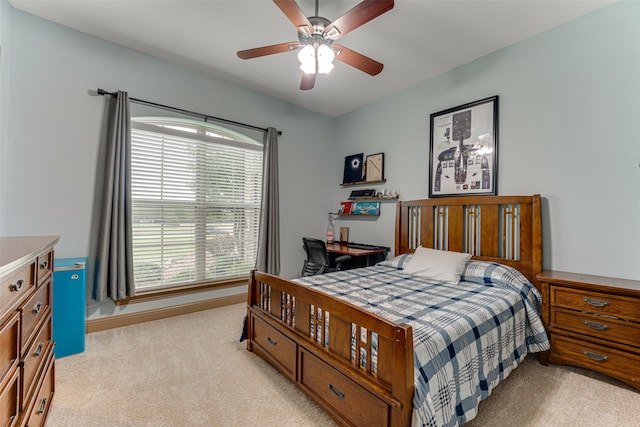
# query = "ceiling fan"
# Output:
<box><xmin>237</xmin><ymin>0</ymin><xmax>394</xmax><ymax>90</ymax></box>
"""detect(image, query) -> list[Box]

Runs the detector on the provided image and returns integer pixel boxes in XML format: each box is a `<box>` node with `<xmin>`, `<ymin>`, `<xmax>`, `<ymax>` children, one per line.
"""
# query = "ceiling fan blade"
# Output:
<box><xmin>323</xmin><ymin>0</ymin><xmax>394</xmax><ymax>40</ymax></box>
<box><xmin>300</xmin><ymin>72</ymin><xmax>316</xmax><ymax>91</ymax></box>
<box><xmin>333</xmin><ymin>44</ymin><xmax>383</xmax><ymax>76</ymax></box>
<box><xmin>274</xmin><ymin>0</ymin><xmax>314</xmax><ymax>36</ymax></box>
<box><xmin>237</xmin><ymin>42</ymin><xmax>300</xmax><ymax>59</ymax></box>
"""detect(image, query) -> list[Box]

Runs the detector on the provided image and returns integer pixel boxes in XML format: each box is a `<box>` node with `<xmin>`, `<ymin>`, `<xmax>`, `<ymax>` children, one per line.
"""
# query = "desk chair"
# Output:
<box><xmin>301</xmin><ymin>237</ymin><xmax>351</xmax><ymax>277</ymax></box>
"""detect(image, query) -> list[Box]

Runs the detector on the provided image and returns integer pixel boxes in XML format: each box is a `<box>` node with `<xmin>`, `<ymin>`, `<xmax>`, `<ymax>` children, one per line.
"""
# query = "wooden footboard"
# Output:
<box><xmin>247</xmin><ymin>270</ymin><xmax>414</xmax><ymax>427</ymax></box>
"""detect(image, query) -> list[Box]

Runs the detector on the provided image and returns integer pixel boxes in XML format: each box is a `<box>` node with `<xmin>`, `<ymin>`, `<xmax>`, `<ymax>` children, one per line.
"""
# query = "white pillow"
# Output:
<box><xmin>403</xmin><ymin>247</ymin><xmax>471</xmax><ymax>285</ymax></box>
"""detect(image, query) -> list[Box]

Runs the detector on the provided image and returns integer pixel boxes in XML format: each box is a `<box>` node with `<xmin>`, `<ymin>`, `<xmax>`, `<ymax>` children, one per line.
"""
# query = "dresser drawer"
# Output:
<box><xmin>300</xmin><ymin>349</ymin><xmax>388</xmax><ymax>427</ymax></box>
<box><xmin>550</xmin><ymin>334</ymin><xmax>640</xmax><ymax>386</ymax></box>
<box><xmin>0</xmin><ymin>264</ymin><xmax>35</xmax><ymax>317</ymax></box>
<box><xmin>551</xmin><ymin>308</ymin><xmax>640</xmax><ymax>348</ymax></box>
<box><xmin>22</xmin><ymin>352</ymin><xmax>53</xmax><ymax>427</ymax></box>
<box><xmin>35</xmin><ymin>252</ymin><xmax>52</xmax><ymax>287</ymax></box>
<box><xmin>251</xmin><ymin>315</ymin><xmax>297</xmax><ymax>380</ymax></box>
<box><xmin>20</xmin><ymin>318</ymin><xmax>52</xmax><ymax>409</ymax></box>
<box><xmin>551</xmin><ymin>287</ymin><xmax>640</xmax><ymax>322</ymax></box>
<box><xmin>0</xmin><ymin>313</ymin><xmax>20</xmax><ymax>384</ymax></box>
<box><xmin>0</xmin><ymin>369</ymin><xmax>19</xmax><ymax>427</ymax></box>
<box><xmin>20</xmin><ymin>282</ymin><xmax>50</xmax><ymax>349</ymax></box>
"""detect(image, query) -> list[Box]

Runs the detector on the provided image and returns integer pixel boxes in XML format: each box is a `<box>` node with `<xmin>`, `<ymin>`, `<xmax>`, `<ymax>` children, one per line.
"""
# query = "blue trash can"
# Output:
<box><xmin>53</xmin><ymin>258</ymin><xmax>87</xmax><ymax>358</ymax></box>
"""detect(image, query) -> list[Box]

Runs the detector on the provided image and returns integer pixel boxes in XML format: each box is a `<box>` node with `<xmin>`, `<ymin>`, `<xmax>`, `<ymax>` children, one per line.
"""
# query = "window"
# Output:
<box><xmin>130</xmin><ymin>118</ymin><xmax>263</xmax><ymax>292</ymax></box>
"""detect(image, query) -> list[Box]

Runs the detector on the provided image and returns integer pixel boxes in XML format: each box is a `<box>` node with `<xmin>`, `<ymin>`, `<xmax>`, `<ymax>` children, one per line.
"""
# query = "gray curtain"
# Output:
<box><xmin>255</xmin><ymin>127</ymin><xmax>280</xmax><ymax>275</ymax></box>
<box><xmin>92</xmin><ymin>91</ymin><xmax>135</xmax><ymax>301</ymax></box>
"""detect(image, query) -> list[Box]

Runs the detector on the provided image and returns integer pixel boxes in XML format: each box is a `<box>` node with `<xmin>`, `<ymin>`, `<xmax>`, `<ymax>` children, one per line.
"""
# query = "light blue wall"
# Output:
<box><xmin>334</xmin><ymin>0</ymin><xmax>640</xmax><ymax>280</ymax></box>
<box><xmin>0</xmin><ymin>9</ymin><xmax>336</xmax><ymax>318</ymax></box>
<box><xmin>0</xmin><ymin>0</ymin><xmax>13</xmax><ymax>227</ymax></box>
<box><xmin>1</xmin><ymin>0</ymin><xmax>638</xmax><ymax>323</ymax></box>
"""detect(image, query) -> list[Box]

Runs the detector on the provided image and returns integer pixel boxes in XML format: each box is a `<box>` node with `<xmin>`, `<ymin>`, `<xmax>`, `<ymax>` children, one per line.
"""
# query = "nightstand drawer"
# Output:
<box><xmin>551</xmin><ymin>308</ymin><xmax>640</xmax><ymax>348</ymax></box>
<box><xmin>300</xmin><ymin>348</ymin><xmax>388</xmax><ymax>427</ymax></box>
<box><xmin>251</xmin><ymin>315</ymin><xmax>297</xmax><ymax>380</ymax></box>
<box><xmin>551</xmin><ymin>287</ymin><xmax>640</xmax><ymax>322</ymax></box>
<box><xmin>550</xmin><ymin>334</ymin><xmax>640</xmax><ymax>386</ymax></box>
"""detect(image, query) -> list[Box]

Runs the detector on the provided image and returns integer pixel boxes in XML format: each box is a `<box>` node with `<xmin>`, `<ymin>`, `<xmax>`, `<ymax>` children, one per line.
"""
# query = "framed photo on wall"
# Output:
<box><xmin>365</xmin><ymin>153</ymin><xmax>384</xmax><ymax>182</ymax></box>
<box><xmin>343</xmin><ymin>153</ymin><xmax>364</xmax><ymax>184</ymax></box>
<box><xmin>428</xmin><ymin>96</ymin><xmax>498</xmax><ymax>198</ymax></box>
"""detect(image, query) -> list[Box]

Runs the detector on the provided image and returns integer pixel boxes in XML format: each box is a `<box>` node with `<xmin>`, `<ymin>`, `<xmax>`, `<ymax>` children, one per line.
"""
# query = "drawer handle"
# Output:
<box><xmin>328</xmin><ymin>383</ymin><xmax>345</xmax><ymax>399</ymax></box>
<box><xmin>583</xmin><ymin>350</ymin><xmax>608</xmax><ymax>362</ymax></box>
<box><xmin>583</xmin><ymin>297</ymin><xmax>609</xmax><ymax>307</ymax></box>
<box><xmin>32</xmin><ymin>301</ymin><xmax>43</xmax><ymax>315</ymax></box>
<box><xmin>583</xmin><ymin>320</ymin><xmax>609</xmax><ymax>331</ymax></box>
<box><xmin>34</xmin><ymin>342</ymin><xmax>44</xmax><ymax>358</ymax></box>
<box><xmin>39</xmin><ymin>260</ymin><xmax>49</xmax><ymax>270</ymax></box>
<box><xmin>37</xmin><ymin>397</ymin><xmax>47</xmax><ymax>415</ymax></box>
<box><xmin>267</xmin><ymin>337</ymin><xmax>277</xmax><ymax>346</ymax></box>
<box><xmin>9</xmin><ymin>279</ymin><xmax>24</xmax><ymax>292</ymax></box>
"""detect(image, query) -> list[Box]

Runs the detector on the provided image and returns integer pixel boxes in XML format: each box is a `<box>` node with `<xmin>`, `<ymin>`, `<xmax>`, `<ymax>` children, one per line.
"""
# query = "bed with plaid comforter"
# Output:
<box><xmin>294</xmin><ymin>259</ymin><xmax>550</xmax><ymax>427</ymax></box>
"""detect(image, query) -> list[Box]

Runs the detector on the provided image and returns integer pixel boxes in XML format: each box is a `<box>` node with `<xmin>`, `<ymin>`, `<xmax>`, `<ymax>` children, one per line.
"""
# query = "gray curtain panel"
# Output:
<box><xmin>255</xmin><ymin>127</ymin><xmax>281</xmax><ymax>275</ymax></box>
<box><xmin>92</xmin><ymin>91</ymin><xmax>135</xmax><ymax>301</ymax></box>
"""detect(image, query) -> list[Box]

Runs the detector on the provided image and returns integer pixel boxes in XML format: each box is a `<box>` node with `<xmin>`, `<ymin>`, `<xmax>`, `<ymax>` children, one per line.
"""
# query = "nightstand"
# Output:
<box><xmin>538</xmin><ymin>270</ymin><xmax>640</xmax><ymax>390</ymax></box>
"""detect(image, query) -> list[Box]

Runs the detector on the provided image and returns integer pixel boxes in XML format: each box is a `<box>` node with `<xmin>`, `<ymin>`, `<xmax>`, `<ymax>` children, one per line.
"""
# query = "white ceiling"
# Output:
<box><xmin>9</xmin><ymin>0</ymin><xmax>614</xmax><ymax>117</ymax></box>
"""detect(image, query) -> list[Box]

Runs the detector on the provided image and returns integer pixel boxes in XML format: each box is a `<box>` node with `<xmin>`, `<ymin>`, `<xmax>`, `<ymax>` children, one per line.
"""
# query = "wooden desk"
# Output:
<box><xmin>326</xmin><ymin>243</ymin><xmax>388</xmax><ymax>268</ymax></box>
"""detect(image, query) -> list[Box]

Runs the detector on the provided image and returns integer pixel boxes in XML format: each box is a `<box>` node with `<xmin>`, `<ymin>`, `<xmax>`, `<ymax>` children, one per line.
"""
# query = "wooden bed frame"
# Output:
<box><xmin>247</xmin><ymin>195</ymin><xmax>542</xmax><ymax>427</ymax></box>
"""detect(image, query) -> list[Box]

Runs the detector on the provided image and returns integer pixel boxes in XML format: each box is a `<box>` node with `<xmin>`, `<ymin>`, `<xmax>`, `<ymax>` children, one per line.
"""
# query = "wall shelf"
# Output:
<box><xmin>348</xmin><ymin>196</ymin><xmax>398</xmax><ymax>201</ymax></box>
<box><xmin>340</xmin><ymin>179</ymin><xmax>386</xmax><ymax>187</ymax></box>
<box><xmin>334</xmin><ymin>213</ymin><xmax>380</xmax><ymax>217</ymax></box>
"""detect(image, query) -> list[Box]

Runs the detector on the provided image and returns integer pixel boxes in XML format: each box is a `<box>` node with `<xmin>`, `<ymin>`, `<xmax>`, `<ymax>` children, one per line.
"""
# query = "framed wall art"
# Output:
<box><xmin>428</xmin><ymin>96</ymin><xmax>498</xmax><ymax>198</ymax></box>
<box><xmin>365</xmin><ymin>153</ymin><xmax>384</xmax><ymax>182</ymax></box>
<box><xmin>343</xmin><ymin>153</ymin><xmax>364</xmax><ymax>184</ymax></box>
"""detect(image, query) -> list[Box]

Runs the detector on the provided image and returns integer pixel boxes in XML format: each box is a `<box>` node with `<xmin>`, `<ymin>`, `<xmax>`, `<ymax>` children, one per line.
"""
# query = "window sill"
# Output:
<box><xmin>114</xmin><ymin>275</ymin><xmax>249</xmax><ymax>305</ymax></box>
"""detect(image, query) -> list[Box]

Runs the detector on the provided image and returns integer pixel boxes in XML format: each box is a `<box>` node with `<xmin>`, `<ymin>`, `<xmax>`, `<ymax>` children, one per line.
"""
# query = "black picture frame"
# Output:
<box><xmin>343</xmin><ymin>153</ymin><xmax>364</xmax><ymax>184</ymax></box>
<box><xmin>428</xmin><ymin>96</ymin><xmax>499</xmax><ymax>198</ymax></box>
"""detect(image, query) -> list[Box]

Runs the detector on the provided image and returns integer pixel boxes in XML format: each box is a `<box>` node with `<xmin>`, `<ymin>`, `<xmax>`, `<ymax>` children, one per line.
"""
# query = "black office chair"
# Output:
<box><xmin>301</xmin><ymin>237</ymin><xmax>351</xmax><ymax>277</ymax></box>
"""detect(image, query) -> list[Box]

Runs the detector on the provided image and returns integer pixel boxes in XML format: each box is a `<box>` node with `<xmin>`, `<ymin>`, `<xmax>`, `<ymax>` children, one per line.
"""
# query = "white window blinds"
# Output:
<box><xmin>130</xmin><ymin>120</ymin><xmax>263</xmax><ymax>291</ymax></box>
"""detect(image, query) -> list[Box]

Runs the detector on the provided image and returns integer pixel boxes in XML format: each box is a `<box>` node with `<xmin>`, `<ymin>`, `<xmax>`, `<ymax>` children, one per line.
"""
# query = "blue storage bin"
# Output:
<box><xmin>53</xmin><ymin>257</ymin><xmax>87</xmax><ymax>358</ymax></box>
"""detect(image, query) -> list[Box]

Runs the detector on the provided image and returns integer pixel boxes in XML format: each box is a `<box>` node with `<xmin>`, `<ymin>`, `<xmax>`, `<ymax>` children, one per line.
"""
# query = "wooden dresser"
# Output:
<box><xmin>538</xmin><ymin>270</ymin><xmax>640</xmax><ymax>390</ymax></box>
<box><xmin>0</xmin><ymin>236</ymin><xmax>59</xmax><ymax>427</ymax></box>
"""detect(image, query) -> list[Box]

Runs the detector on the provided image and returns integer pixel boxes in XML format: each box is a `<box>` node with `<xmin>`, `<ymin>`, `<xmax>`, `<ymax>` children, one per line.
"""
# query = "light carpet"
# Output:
<box><xmin>47</xmin><ymin>303</ymin><xmax>639</xmax><ymax>427</ymax></box>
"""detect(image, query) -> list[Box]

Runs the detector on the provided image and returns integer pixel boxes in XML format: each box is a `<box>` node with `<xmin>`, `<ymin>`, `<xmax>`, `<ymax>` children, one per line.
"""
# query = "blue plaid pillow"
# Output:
<box><xmin>376</xmin><ymin>253</ymin><xmax>413</xmax><ymax>269</ymax></box>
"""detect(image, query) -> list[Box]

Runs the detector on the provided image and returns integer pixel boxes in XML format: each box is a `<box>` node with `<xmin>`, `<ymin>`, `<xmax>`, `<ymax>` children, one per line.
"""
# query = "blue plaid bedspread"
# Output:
<box><xmin>294</xmin><ymin>260</ymin><xmax>550</xmax><ymax>427</ymax></box>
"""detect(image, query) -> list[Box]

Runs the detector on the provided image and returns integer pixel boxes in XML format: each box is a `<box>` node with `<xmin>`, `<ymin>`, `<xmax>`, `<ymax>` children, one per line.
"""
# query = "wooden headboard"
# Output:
<box><xmin>395</xmin><ymin>195</ymin><xmax>542</xmax><ymax>289</ymax></box>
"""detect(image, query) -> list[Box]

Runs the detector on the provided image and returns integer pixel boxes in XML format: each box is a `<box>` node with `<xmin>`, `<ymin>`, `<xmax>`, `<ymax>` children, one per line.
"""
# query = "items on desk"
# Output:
<box><xmin>339</xmin><ymin>227</ymin><xmax>349</xmax><ymax>242</ymax></box>
<box><xmin>326</xmin><ymin>213</ymin><xmax>335</xmax><ymax>244</ymax></box>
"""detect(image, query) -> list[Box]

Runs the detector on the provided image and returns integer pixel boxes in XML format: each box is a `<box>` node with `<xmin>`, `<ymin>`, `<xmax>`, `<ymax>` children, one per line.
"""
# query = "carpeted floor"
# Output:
<box><xmin>47</xmin><ymin>303</ymin><xmax>639</xmax><ymax>427</ymax></box>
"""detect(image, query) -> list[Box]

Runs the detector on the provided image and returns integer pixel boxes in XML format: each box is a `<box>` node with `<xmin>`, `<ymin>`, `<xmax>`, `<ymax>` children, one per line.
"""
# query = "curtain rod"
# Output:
<box><xmin>96</xmin><ymin>88</ymin><xmax>282</xmax><ymax>136</ymax></box>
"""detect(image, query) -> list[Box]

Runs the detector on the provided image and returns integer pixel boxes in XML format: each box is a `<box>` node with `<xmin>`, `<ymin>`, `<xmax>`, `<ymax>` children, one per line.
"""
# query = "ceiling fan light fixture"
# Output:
<box><xmin>298</xmin><ymin>45</ymin><xmax>316</xmax><ymax>73</ymax></box>
<box><xmin>298</xmin><ymin>25</ymin><xmax>312</xmax><ymax>36</ymax></box>
<box><xmin>298</xmin><ymin>43</ymin><xmax>335</xmax><ymax>74</ymax></box>
<box><xmin>317</xmin><ymin>44</ymin><xmax>335</xmax><ymax>73</ymax></box>
<box><xmin>324</xmin><ymin>27</ymin><xmax>340</xmax><ymax>40</ymax></box>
